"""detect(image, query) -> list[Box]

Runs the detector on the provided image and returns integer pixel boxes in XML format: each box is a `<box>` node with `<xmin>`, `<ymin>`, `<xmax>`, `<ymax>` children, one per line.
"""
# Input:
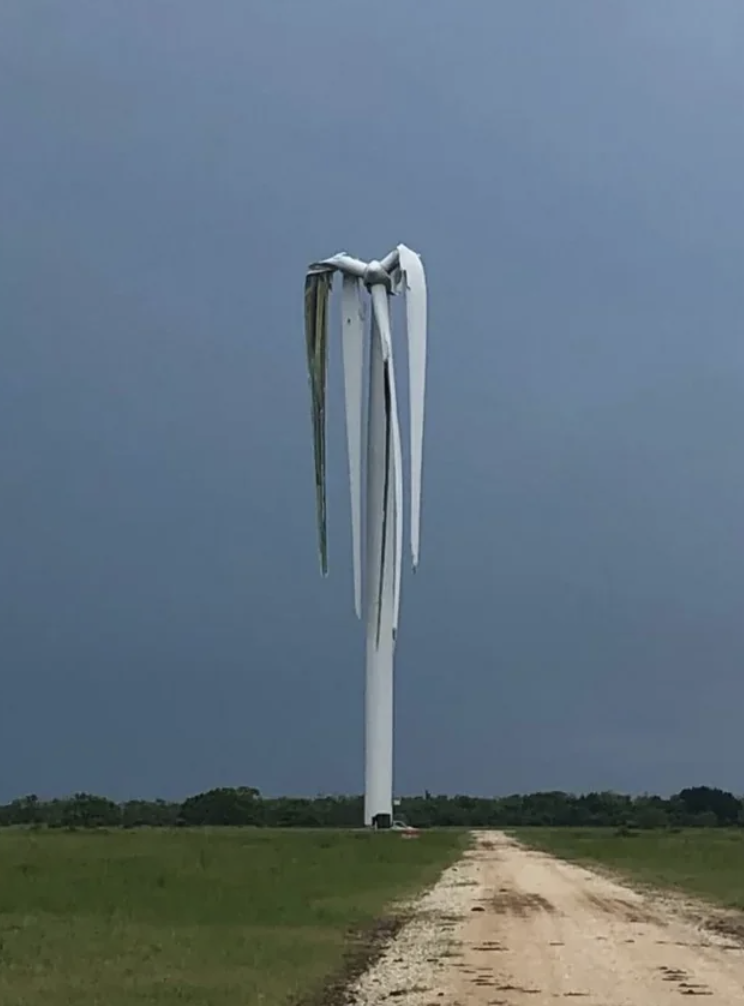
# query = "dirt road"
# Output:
<box><xmin>350</xmin><ymin>832</ymin><xmax>744</xmax><ymax>1005</ymax></box>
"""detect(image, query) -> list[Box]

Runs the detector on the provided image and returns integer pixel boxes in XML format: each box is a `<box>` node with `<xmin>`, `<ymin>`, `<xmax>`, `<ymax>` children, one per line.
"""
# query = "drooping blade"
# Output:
<box><xmin>397</xmin><ymin>244</ymin><xmax>427</xmax><ymax>570</ymax></box>
<box><xmin>377</xmin><ymin>359</ymin><xmax>392</xmax><ymax>647</ymax></box>
<box><xmin>370</xmin><ymin>283</ymin><xmax>393</xmax><ymax>362</ymax></box>
<box><xmin>390</xmin><ymin>358</ymin><xmax>404</xmax><ymax>641</ymax></box>
<box><xmin>341</xmin><ymin>275</ymin><xmax>365</xmax><ymax>618</ymax></box>
<box><xmin>370</xmin><ymin>286</ymin><xmax>395</xmax><ymax>645</ymax></box>
<box><xmin>304</xmin><ymin>268</ymin><xmax>333</xmax><ymax>575</ymax></box>
<box><xmin>366</xmin><ymin>315</ymin><xmax>386</xmax><ymax>653</ymax></box>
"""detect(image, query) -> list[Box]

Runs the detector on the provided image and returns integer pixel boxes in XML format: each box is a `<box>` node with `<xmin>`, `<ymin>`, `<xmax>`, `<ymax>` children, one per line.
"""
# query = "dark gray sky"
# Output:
<box><xmin>2</xmin><ymin>2</ymin><xmax>744</xmax><ymax>802</ymax></box>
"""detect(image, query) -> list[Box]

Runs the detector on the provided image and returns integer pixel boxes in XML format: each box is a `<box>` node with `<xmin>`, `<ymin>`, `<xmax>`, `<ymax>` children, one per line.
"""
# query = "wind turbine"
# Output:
<box><xmin>304</xmin><ymin>245</ymin><xmax>427</xmax><ymax>827</ymax></box>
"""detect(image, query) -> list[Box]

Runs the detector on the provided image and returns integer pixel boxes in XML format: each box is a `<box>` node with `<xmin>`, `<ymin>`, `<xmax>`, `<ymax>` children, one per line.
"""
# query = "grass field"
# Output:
<box><xmin>514</xmin><ymin>827</ymin><xmax>744</xmax><ymax>911</ymax></box>
<box><xmin>0</xmin><ymin>827</ymin><xmax>465</xmax><ymax>1006</ymax></box>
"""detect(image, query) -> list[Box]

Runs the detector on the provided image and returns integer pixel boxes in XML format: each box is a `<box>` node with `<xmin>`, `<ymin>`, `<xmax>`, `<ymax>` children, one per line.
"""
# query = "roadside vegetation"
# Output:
<box><xmin>0</xmin><ymin>827</ymin><xmax>465</xmax><ymax>1006</ymax></box>
<box><xmin>515</xmin><ymin>826</ymin><xmax>744</xmax><ymax>912</ymax></box>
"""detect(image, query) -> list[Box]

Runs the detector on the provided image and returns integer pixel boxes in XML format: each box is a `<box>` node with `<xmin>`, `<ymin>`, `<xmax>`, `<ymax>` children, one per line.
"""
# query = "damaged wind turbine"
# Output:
<box><xmin>305</xmin><ymin>245</ymin><xmax>427</xmax><ymax>827</ymax></box>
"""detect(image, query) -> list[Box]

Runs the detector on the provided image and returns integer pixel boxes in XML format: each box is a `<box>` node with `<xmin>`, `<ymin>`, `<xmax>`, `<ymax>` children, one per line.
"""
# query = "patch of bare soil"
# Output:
<box><xmin>490</xmin><ymin>889</ymin><xmax>556</xmax><ymax>917</ymax></box>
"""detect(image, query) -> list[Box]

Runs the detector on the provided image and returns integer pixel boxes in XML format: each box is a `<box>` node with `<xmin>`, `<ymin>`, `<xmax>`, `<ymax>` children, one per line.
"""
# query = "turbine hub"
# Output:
<box><xmin>364</xmin><ymin>260</ymin><xmax>390</xmax><ymax>289</ymax></box>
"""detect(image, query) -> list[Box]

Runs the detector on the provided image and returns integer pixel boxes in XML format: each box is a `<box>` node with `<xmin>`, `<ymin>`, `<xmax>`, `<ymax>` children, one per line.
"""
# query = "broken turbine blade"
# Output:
<box><xmin>369</xmin><ymin>283</ymin><xmax>394</xmax><ymax>362</ymax></box>
<box><xmin>304</xmin><ymin>269</ymin><xmax>333</xmax><ymax>575</ymax></box>
<box><xmin>391</xmin><ymin>353</ymin><xmax>404</xmax><ymax>641</ymax></box>
<box><xmin>397</xmin><ymin>244</ymin><xmax>427</xmax><ymax>571</ymax></box>
<box><xmin>341</xmin><ymin>275</ymin><xmax>365</xmax><ymax>619</ymax></box>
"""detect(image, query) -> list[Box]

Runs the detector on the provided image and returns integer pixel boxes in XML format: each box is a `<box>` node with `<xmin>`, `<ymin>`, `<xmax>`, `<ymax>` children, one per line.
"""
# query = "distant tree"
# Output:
<box><xmin>61</xmin><ymin>793</ymin><xmax>121</xmax><ymax>828</ymax></box>
<box><xmin>179</xmin><ymin>787</ymin><xmax>262</xmax><ymax>827</ymax></box>
<box><xmin>675</xmin><ymin>787</ymin><xmax>741</xmax><ymax>827</ymax></box>
<box><xmin>632</xmin><ymin>795</ymin><xmax>670</xmax><ymax>830</ymax></box>
<box><xmin>4</xmin><ymin>794</ymin><xmax>41</xmax><ymax>826</ymax></box>
<box><xmin>0</xmin><ymin>782</ymin><xmax>741</xmax><ymax>830</ymax></box>
<box><xmin>121</xmin><ymin>799</ymin><xmax>179</xmax><ymax>828</ymax></box>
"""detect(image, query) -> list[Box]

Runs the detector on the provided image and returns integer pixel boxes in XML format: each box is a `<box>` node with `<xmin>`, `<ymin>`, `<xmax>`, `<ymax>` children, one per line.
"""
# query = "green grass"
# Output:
<box><xmin>513</xmin><ymin>827</ymin><xmax>744</xmax><ymax>910</ymax></box>
<box><xmin>0</xmin><ymin>827</ymin><xmax>465</xmax><ymax>1006</ymax></box>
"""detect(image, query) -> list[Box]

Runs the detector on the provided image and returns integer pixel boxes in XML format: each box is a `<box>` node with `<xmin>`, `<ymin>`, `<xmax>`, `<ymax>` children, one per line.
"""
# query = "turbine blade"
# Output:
<box><xmin>369</xmin><ymin>285</ymin><xmax>396</xmax><ymax>644</ymax></box>
<box><xmin>390</xmin><ymin>360</ymin><xmax>404</xmax><ymax>641</ymax></box>
<box><xmin>310</xmin><ymin>252</ymin><xmax>368</xmax><ymax>279</ymax></box>
<box><xmin>370</xmin><ymin>283</ymin><xmax>393</xmax><ymax>362</ymax></box>
<box><xmin>304</xmin><ymin>268</ymin><xmax>333</xmax><ymax>575</ymax></box>
<box><xmin>370</xmin><ymin>282</ymin><xmax>404</xmax><ymax>638</ymax></box>
<box><xmin>341</xmin><ymin>275</ymin><xmax>365</xmax><ymax>618</ymax></box>
<box><xmin>397</xmin><ymin>244</ymin><xmax>427</xmax><ymax>570</ymax></box>
<box><xmin>377</xmin><ymin>357</ymin><xmax>392</xmax><ymax>647</ymax></box>
<box><xmin>366</xmin><ymin>314</ymin><xmax>386</xmax><ymax>653</ymax></box>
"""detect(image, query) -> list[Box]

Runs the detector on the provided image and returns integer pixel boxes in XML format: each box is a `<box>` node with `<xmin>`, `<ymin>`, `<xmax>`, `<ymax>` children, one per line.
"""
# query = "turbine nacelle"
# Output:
<box><xmin>308</xmin><ymin>252</ymin><xmax>400</xmax><ymax>289</ymax></box>
<box><xmin>363</xmin><ymin>260</ymin><xmax>391</xmax><ymax>289</ymax></box>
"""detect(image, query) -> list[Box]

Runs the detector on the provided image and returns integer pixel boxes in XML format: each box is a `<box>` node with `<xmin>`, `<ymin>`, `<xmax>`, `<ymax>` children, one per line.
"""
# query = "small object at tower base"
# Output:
<box><xmin>371</xmin><ymin>812</ymin><xmax>392</xmax><ymax>830</ymax></box>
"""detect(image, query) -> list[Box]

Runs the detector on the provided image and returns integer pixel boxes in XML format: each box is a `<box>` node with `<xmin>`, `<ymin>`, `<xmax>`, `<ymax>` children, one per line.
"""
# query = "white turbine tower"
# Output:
<box><xmin>305</xmin><ymin>245</ymin><xmax>427</xmax><ymax>828</ymax></box>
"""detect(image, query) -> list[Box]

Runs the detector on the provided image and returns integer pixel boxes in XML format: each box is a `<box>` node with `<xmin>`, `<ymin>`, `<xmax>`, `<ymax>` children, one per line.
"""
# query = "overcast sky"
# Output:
<box><xmin>2</xmin><ymin>2</ymin><xmax>744</xmax><ymax>802</ymax></box>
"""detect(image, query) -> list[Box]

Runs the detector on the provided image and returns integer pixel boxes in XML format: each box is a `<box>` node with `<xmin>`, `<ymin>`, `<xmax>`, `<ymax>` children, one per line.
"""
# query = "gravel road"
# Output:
<box><xmin>350</xmin><ymin>831</ymin><xmax>744</xmax><ymax>1005</ymax></box>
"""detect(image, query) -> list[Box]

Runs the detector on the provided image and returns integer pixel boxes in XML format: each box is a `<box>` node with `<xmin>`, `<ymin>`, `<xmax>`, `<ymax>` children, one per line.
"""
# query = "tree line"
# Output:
<box><xmin>0</xmin><ymin>785</ymin><xmax>741</xmax><ymax>830</ymax></box>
